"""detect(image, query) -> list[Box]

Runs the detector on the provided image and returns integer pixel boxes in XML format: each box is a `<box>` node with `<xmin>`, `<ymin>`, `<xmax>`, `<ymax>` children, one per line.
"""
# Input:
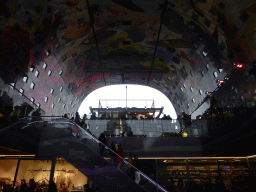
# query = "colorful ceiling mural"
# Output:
<box><xmin>0</xmin><ymin>0</ymin><xmax>256</xmax><ymax>115</ymax></box>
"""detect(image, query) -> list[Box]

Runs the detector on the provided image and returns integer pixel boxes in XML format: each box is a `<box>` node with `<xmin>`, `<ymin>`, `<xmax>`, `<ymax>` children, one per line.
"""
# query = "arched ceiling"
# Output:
<box><xmin>1</xmin><ymin>0</ymin><xmax>256</xmax><ymax>116</ymax></box>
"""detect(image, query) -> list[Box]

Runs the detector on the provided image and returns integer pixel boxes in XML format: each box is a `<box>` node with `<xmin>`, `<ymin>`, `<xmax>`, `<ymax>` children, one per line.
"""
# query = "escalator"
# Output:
<box><xmin>0</xmin><ymin>117</ymin><xmax>168</xmax><ymax>192</ymax></box>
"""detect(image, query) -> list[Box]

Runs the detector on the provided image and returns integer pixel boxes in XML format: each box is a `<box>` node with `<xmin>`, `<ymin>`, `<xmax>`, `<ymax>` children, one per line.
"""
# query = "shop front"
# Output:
<box><xmin>0</xmin><ymin>158</ymin><xmax>87</xmax><ymax>192</ymax></box>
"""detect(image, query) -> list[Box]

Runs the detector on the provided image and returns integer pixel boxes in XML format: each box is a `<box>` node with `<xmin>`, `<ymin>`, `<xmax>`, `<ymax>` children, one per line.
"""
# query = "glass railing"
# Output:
<box><xmin>0</xmin><ymin>117</ymin><xmax>168</xmax><ymax>192</ymax></box>
<box><xmin>87</xmin><ymin>119</ymin><xmax>208</xmax><ymax>138</ymax></box>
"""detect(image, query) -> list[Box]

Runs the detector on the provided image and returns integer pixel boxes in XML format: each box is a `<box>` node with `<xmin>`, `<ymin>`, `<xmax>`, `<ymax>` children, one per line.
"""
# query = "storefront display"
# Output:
<box><xmin>0</xmin><ymin>159</ymin><xmax>87</xmax><ymax>192</ymax></box>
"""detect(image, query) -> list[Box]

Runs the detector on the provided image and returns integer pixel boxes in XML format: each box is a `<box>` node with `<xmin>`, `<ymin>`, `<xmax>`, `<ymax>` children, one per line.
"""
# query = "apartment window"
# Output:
<box><xmin>192</xmin><ymin>98</ymin><xmax>195</xmax><ymax>103</ymax></box>
<box><xmin>201</xmin><ymin>71</ymin><xmax>205</xmax><ymax>77</ymax></box>
<box><xmin>183</xmin><ymin>84</ymin><xmax>186</xmax><ymax>88</ymax></box>
<box><xmin>31</xmin><ymin>82</ymin><xmax>35</xmax><ymax>89</ymax></box>
<box><xmin>206</xmin><ymin>64</ymin><xmax>210</xmax><ymax>70</ymax></box>
<box><xmin>190</xmin><ymin>87</ymin><xmax>193</xmax><ymax>92</ymax></box>
<box><xmin>10</xmin><ymin>83</ymin><xmax>15</xmax><ymax>89</ymax></box>
<box><xmin>202</xmin><ymin>51</ymin><xmax>207</xmax><ymax>56</ymax></box>
<box><xmin>180</xmin><ymin>87</ymin><xmax>184</xmax><ymax>92</ymax></box>
<box><xmin>199</xmin><ymin>89</ymin><xmax>203</xmax><ymax>95</ymax></box>
<box><xmin>37</xmin><ymin>103</ymin><xmax>41</xmax><ymax>108</ymax></box>
<box><xmin>58</xmin><ymin>98</ymin><xmax>61</xmax><ymax>103</ymax></box>
<box><xmin>63</xmin><ymin>104</ymin><xmax>66</xmax><ymax>108</ymax></box>
<box><xmin>43</xmin><ymin>63</ymin><xmax>47</xmax><ymax>69</ymax></box>
<box><xmin>218</xmin><ymin>68</ymin><xmax>223</xmax><ymax>73</ymax></box>
<box><xmin>48</xmin><ymin>70</ymin><xmax>52</xmax><ymax>76</ymax></box>
<box><xmin>52</xmin><ymin>103</ymin><xmax>55</xmax><ymax>109</ymax></box>
<box><xmin>59</xmin><ymin>70</ymin><xmax>63</xmax><ymax>76</ymax></box>
<box><xmin>213</xmin><ymin>71</ymin><xmax>218</xmax><ymax>78</ymax></box>
<box><xmin>19</xmin><ymin>88</ymin><xmax>24</xmax><ymax>95</ymax></box>
<box><xmin>45</xmin><ymin>96</ymin><xmax>48</xmax><ymax>102</ymax></box>
<box><xmin>46</xmin><ymin>49</ymin><xmax>51</xmax><ymax>56</ymax></box>
<box><xmin>30</xmin><ymin>67</ymin><xmax>35</xmax><ymax>72</ymax></box>
<box><xmin>60</xmin><ymin>87</ymin><xmax>63</xmax><ymax>92</ymax></box>
<box><xmin>31</xmin><ymin>97</ymin><xmax>35</xmax><ymax>103</ymax></box>
<box><xmin>70</xmin><ymin>101</ymin><xmax>73</xmax><ymax>105</ymax></box>
<box><xmin>190</xmin><ymin>70</ymin><xmax>194</xmax><ymax>76</ymax></box>
<box><xmin>35</xmin><ymin>70</ymin><xmax>39</xmax><ymax>78</ymax></box>
<box><xmin>187</xmin><ymin>104</ymin><xmax>190</xmax><ymax>108</ymax></box>
<box><xmin>23</xmin><ymin>76</ymin><xmax>28</xmax><ymax>83</ymax></box>
<box><xmin>50</xmin><ymin>88</ymin><xmax>54</xmax><ymax>94</ymax></box>
<box><xmin>72</xmin><ymin>104</ymin><xmax>75</xmax><ymax>108</ymax></box>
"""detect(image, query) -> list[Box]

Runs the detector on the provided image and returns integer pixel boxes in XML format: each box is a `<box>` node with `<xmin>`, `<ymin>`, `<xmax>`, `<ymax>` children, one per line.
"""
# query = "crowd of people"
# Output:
<box><xmin>1</xmin><ymin>179</ymin><xmax>57</xmax><ymax>192</ymax></box>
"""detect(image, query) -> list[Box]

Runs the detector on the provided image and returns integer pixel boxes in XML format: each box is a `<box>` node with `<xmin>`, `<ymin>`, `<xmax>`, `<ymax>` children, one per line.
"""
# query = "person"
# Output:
<box><xmin>126</xmin><ymin>153</ymin><xmax>135</xmax><ymax>179</ymax></box>
<box><xmin>75</xmin><ymin>112</ymin><xmax>80</xmax><ymax>124</ymax></box>
<box><xmin>27</xmin><ymin>179</ymin><xmax>36</xmax><ymax>192</ymax></box>
<box><xmin>133</xmin><ymin>155</ymin><xmax>141</xmax><ymax>184</ymax></box>
<box><xmin>182</xmin><ymin>112</ymin><xmax>191</xmax><ymax>128</ymax></box>
<box><xmin>109</xmin><ymin>141</ymin><xmax>117</xmax><ymax>166</ymax></box>
<box><xmin>116</xmin><ymin>144</ymin><xmax>124</xmax><ymax>170</ymax></box>
<box><xmin>20</xmin><ymin>179</ymin><xmax>28</xmax><ymax>192</ymax></box>
<box><xmin>98</xmin><ymin>131</ymin><xmax>107</xmax><ymax>156</ymax></box>
<box><xmin>3</xmin><ymin>184</ymin><xmax>13</xmax><ymax>192</ymax></box>
<box><xmin>48</xmin><ymin>180</ymin><xmax>57</xmax><ymax>192</ymax></box>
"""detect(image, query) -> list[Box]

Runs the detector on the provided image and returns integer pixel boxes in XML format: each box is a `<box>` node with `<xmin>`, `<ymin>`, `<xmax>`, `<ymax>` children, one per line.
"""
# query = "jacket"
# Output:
<box><xmin>116</xmin><ymin>147</ymin><xmax>124</xmax><ymax>162</ymax></box>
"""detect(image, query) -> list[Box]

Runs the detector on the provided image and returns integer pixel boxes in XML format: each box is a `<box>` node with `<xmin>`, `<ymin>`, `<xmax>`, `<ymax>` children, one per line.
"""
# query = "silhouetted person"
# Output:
<box><xmin>27</xmin><ymin>179</ymin><xmax>35</xmax><ymax>192</ymax></box>
<box><xmin>126</xmin><ymin>153</ymin><xmax>135</xmax><ymax>179</ymax></box>
<box><xmin>98</xmin><ymin>131</ymin><xmax>107</xmax><ymax>156</ymax></box>
<box><xmin>20</xmin><ymin>179</ymin><xmax>27</xmax><ymax>192</ymax></box>
<box><xmin>75</xmin><ymin>112</ymin><xmax>80</xmax><ymax>124</ymax></box>
<box><xmin>109</xmin><ymin>141</ymin><xmax>117</xmax><ymax>166</ymax></box>
<box><xmin>90</xmin><ymin>112</ymin><xmax>96</xmax><ymax>119</ymax></box>
<box><xmin>48</xmin><ymin>180</ymin><xmax>57</xmax><ymax>192</ymax></box>
<box><xmin>3</xmin><ymin>184</ymin><xmax>13</xmax><ymax>192</ymax></box>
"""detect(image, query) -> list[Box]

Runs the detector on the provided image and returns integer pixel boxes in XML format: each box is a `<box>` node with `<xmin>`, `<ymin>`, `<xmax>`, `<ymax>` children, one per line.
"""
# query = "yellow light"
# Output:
<box><xmin>149</xmin><ymin>112</ymin><xmax>153</xmax><ymax>115</ymax></box>
<box><xmin>182</xmin><ymin>132</ymin><xmax>188</xmax><ymax>137</ymax></box>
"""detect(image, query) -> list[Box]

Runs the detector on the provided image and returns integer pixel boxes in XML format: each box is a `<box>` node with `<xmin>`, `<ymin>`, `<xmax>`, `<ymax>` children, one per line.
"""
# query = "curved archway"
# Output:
<box><xmin>78</xmin><ymin>84</ymin><xmax>177</xmax><ymax>119</ymax></box>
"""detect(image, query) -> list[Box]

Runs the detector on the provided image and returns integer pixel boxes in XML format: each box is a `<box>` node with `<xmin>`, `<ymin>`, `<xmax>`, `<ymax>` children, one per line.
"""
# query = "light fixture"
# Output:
<box><xmin>236</xmin><ymin>63</ymin><xmax>244</xmax><ymax>69</ymax></box>
<box><xmin>217</xmin><ymin>79</ymin><xmax>225</xmax><ymax>84</ymax></box>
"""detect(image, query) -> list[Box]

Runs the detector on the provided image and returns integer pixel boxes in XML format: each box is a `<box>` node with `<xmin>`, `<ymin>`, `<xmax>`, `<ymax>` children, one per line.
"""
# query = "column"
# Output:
<box><xmin>13</xmin><ymin>159</ymin><xmax>21</xmax><ymax>189</ymax></box>
<box><xmin>186</xmin><ymin>159</ymin><xmax>190</xmax><ymax>182</ymax></box>
<box><xmin>49</xmin><ymin>157</ymin><xmax>56</xmax><ymax>182</ymax></box>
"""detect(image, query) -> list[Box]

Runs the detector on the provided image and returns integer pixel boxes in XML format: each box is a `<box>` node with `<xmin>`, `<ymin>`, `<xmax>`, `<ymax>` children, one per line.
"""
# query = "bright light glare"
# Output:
<box><xmin>78</xmin><ymin>84</ymin><xmax>177</xmax><ymax>119</ymax></box>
